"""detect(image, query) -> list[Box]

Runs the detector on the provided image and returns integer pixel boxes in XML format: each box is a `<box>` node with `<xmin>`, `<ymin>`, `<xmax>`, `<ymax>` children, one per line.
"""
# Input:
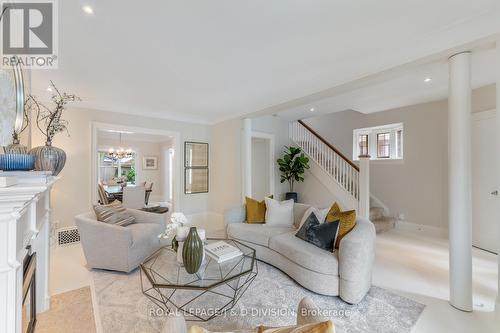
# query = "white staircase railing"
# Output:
<box><xmin>290</xmin><ymin>120</ymin><xmax>360</xmax><ymax>201</ymax></box>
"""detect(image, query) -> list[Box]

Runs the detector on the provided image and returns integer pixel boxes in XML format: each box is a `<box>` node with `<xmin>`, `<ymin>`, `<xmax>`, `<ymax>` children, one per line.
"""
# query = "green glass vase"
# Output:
<box><xmin>182</xmin><ymin>227</ymin><xmax>203</xmax><ymax>274</ymax></box>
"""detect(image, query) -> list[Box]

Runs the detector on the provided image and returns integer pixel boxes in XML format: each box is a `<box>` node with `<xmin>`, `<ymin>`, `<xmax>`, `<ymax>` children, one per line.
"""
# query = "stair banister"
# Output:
<box><xmin>290</xmin><ymin>120</ymin><xmax>370</xmax><ymax>213</ymax></box>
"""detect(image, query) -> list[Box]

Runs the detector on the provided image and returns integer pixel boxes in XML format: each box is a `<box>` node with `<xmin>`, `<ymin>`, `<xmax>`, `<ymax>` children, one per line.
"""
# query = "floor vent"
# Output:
<box><xmin>57</xmin><ymin>227</ymin><xmax>80</xmax><ymax>246</ymax></box>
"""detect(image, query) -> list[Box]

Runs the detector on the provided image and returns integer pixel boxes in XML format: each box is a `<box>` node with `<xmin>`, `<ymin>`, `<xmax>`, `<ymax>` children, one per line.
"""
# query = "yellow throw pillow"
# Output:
<box><xmin>246</xmin><ymin>195</ymin><xmax>273</xmax><ymax>224</ymax></box>
<box><xmin>326</xmin><ymin>202</ymin><xmax>356</xmax><ymax>249</ymax></box>
<box><xmin>258</xmin><ymin>321</ymin><xmax>335</xmax><ymax>333</ymax></box>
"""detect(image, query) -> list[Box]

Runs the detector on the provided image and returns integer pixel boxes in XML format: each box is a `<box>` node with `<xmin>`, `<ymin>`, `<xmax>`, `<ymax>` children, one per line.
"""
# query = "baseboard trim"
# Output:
<box><xmin>395</xmin><ymin>220</ymin><xmax>447</xmax><ymax>238</ymax></box>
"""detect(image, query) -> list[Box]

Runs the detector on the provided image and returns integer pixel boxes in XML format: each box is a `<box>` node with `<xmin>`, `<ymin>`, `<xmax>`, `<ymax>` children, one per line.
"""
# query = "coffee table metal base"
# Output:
<box><xmin>140</xmin><ymin>262</ymin><xmax>258</xmax><ymax>322</ymax></box>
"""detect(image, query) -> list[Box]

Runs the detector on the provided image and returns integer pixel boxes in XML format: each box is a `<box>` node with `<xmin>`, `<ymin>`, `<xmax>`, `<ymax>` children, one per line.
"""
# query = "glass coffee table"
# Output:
<box><xmin>140</xmin><ymin>238</ymin><xmax>257</xmax><ymax>321</ymax></box>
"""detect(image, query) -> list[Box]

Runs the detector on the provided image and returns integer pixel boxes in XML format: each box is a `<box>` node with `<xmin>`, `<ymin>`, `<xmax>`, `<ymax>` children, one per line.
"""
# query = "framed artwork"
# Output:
<box><xmin>184</xmin><ymin>142</ymin><xmax>209</xmax><ymax>194</ymax></box>
<box><xmin>185</xmin><ymin>142</ymin><xmax>209</xmax><ymax>167</ymax></box>
<box><xmin>143</xmin><ymin>156</ymin><xmax>158</xmax><ymax>170</ymax></box>
<box><xmin>185</xmin><ymin>168</ymin><xmax>209</xmax><ymax>194</ymax></box>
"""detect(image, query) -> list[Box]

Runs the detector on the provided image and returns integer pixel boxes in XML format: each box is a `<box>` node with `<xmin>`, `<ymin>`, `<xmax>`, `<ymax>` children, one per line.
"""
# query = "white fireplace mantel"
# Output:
<box><xmin>0</xmin><ymin>174</ymin><xmax>58</xmax><ymax>333</ymax></box>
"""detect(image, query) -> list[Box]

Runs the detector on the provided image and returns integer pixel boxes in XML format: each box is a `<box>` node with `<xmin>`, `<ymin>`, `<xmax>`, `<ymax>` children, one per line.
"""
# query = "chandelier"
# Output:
<box><xmin>108</xmin><ymin>133</ymin><xmax>133</xmax><ymax>160</ymax></box>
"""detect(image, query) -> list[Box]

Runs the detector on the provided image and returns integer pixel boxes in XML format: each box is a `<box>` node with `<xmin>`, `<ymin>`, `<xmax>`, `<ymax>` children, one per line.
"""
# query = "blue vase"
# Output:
<box><xmin>0</xmin><ymin>154</ymin><xmax>35</xmax><ymax>171</ymax></box>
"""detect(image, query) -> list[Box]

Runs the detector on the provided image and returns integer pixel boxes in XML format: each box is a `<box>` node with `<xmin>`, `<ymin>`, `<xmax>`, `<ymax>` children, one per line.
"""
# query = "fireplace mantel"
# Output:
<box><xmin>0</xmin><ymin>173</ymin><xmax>59</xmax><ymax>333</ymax></box>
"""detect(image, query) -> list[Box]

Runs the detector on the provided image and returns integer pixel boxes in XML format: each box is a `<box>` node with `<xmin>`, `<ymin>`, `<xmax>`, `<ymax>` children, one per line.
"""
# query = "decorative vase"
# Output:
<box><xmin>285</xmin><ymin>192</ymin><xmax>298</xmax><ymax>202</ymax></box>
<box><xmin>0</xmin><ymin>154</ymin><xmax>34</xmax><ymax>171</ymax></box>
<box><xmin>171</xmin><ymin>235</ymin><xmax>179</xmax><ymax>252</ymax></box>
<box><xmin>182</xmin><ymin>227</ymin><xmax>204</xmax><ymax>274</ymax></box>
<box><xmin>29</xmin><ymin>141</ymin><xmax>66</xmax><ymax>176</ymax></box>
<box><xmin>4</xmin><ymin>138</ymin><xmax>28</xmax><ymax>154</ymax></box>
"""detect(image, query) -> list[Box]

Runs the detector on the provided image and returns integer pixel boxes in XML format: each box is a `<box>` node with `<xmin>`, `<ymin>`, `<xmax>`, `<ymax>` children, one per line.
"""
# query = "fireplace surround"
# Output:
<box><xmin>22</xmin><ymin>249</ymin><xmax>36</xmax><ymax>333</ymax></box>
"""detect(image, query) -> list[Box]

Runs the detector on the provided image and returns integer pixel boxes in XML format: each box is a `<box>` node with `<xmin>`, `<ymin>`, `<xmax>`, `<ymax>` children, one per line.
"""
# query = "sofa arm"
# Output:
<box><xmin>338</xmin><ymin>217</ymin><xmax>376</xmax><ymax>304</ymax></box>
<box><xmin>127</xmin><ymin>208</ymin><xmax>166</xmax><ymax>228</ymax></box>
<box><xmin>223</xmin><ymin>205</ymin><xmax>246</xmax><ymax>226</ymax></box>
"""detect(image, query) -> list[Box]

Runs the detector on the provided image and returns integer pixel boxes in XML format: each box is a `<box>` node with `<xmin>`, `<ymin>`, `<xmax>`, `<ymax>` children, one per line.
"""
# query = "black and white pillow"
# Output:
<box><xmin>295</xmin><ymin>212</ymin><xmax>340</xmax><ymax>251</ymax></box>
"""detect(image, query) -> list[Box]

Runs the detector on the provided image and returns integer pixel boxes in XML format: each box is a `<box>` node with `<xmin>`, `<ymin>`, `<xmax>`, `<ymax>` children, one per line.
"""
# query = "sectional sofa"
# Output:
<box><xmin>224</xmin><ymin>203</ymin><xmax>376</xmax><ymax>304</ymax></box>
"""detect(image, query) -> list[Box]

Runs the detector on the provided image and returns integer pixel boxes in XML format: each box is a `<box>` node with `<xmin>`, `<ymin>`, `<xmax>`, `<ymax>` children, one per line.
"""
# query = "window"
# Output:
<box><xmin>376</xmin><ymin>133</ymin><xmax>390</xmax><ymax>158</ymax></box>
<box><xmin>358</xmin><ymin>134</ymin><xmax>369</xmax><ymax>156</ymax></box>
<box><xmin>352</xmin><ymin>123</ymin><xmax>404</xmax><ymax>160</ymax></box>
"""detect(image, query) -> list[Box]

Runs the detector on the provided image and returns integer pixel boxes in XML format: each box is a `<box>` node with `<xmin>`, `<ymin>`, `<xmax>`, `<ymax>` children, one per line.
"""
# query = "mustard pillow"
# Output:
<box><xmin>246</xmin><ymin>195</ymin><xmax>273</xmax><ymax>224</ymax></box>
<box><xmin>258</xmin><ymin>320</ymin><xmax>335</xmax><ymax>333</ymax></box>
<box><xmin>326</xmin><ymin>202</ymin><xmax>356</xmax><ymax>249</ymax></box>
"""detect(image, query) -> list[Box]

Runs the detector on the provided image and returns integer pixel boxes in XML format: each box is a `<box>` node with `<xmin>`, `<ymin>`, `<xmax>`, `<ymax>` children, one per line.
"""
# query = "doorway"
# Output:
<box><xmin>472</xmin><ymin>109</ymin><xmax>498</xmax><ymax>254</ymax></box>
<box><xmin>251</xmin><ymin>132</ymin><xmax>275</xmax><ymax>200</ymax></box>
<box><xmin>91</xmin><ymin>123</ymin><xmax>180</xmax><ymax>211</ymax></box>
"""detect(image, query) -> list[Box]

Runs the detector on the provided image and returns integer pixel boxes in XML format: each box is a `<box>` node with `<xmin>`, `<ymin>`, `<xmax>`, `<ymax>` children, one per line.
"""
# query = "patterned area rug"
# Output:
<box><xmin>91</xmin><ymin>262</ymin><xmax>424</xmax><ymax>333</ymax></box>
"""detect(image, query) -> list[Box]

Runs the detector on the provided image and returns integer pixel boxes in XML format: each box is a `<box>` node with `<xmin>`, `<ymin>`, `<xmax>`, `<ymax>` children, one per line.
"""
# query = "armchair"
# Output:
<box><xmin>75</xmin><ymin>208</ymin><xmax>165</xmax><ymax>272</ymax></box>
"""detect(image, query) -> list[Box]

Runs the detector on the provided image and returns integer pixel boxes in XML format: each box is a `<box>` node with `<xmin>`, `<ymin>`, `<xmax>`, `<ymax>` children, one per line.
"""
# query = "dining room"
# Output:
<box><xmin>94</xmin><ymin>127</ymin><xmax>176</xmax><ymax>212</ymax></box>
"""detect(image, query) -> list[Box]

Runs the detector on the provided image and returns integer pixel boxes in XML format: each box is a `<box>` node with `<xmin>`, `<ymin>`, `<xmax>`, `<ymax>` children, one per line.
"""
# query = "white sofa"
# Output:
<box><xmin>224</xmin><ymin>203</ymin><xmax>376</xmax><ymax>304</ymax></box>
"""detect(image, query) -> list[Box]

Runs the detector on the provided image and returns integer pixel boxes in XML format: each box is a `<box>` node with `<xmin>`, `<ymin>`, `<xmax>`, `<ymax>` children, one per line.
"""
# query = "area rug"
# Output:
<box><xmin>91</xmin><ymin>262</ymin><xmax>424</xmax><ymax>333</ymax></box>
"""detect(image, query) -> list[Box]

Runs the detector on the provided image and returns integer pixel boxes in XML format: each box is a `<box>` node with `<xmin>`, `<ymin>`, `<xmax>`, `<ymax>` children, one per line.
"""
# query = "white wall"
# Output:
<box><xmin>302</xmin><ymin>84</ymin><xmax>496</xmax><ymax>229</ymax></box>
<box><xmin>31</xmin><ymin>106</ymin><xmax>210</xmax><ymax>228</ymax></box>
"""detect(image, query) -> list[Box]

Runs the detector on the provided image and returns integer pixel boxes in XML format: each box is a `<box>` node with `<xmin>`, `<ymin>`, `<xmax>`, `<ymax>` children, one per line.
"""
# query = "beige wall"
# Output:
<box><xmin>30</xmin><ymin>106</ymin><xmax>210</xmax><ymax>228</ymax></box>
<box><xmin>303</xmin><ymin>84</ymin><xmax>496</xmax><ymax>229</ymax></box>
<box><xmin>209</xmin><ymin>115</ymin><xmax>293</xmax><ymax>214</ymax></box>
<box><xmin>209</xmin><ymin>118</ymin><xmax>242</xmax><ymax>214</ymax></box>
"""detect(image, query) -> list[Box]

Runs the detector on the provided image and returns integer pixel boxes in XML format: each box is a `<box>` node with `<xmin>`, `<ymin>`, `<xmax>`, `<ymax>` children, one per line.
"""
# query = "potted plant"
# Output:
<box><xmin>27</xmin><ymin>81</ymin><xmax>81</xmax><ymax>176</ymax></box>
<box><xmin>277</xmin><ymin>146</ymin><xmax>310</xmax><ymax>202</ymax></box>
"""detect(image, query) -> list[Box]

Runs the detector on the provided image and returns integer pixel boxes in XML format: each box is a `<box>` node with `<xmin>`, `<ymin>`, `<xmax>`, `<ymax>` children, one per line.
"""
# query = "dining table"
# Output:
<box><xmin>103</xmin><ymin>184</ymin><xmax>152</xmax><ymax>204</ymax></box>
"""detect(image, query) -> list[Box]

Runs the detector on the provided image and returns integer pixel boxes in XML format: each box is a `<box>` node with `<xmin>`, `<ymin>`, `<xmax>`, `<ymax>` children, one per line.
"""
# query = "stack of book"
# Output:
<box><xmin>205</xmin><ymin>241</ymin><xmax>243</xmax><ymax>263</ymax></box>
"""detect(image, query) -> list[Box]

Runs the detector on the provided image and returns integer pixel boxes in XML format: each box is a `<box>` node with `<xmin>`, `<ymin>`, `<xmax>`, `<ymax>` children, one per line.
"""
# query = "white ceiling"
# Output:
<box><xmin>31</xmin><ymin>1</ymin><xmax>500</xmax><ymax>124</ymax></box>
<box><xmin>279</xmin><ymin>46</ymin><xmax>498</xmax><ymax>121</ymax></box>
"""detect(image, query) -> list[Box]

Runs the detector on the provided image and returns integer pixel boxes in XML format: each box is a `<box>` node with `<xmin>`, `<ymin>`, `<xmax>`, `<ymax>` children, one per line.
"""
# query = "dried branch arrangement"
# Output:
<box><xmin>26</xmin><ymin>81</ymin><xmax>81</xmax><ymax>144</ymax></box>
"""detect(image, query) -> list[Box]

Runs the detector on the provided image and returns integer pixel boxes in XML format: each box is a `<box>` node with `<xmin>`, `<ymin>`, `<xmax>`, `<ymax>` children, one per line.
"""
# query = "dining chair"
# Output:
<box><xmin>123</xmin><ymin>186</ymin><xmax>146</xmax><ymax>209</ymax></box>
<box><xmin>98</xmin><ymin>183</ymin><xmax>110</xmax><ymax>205</ymax></box>
<box><xmin>145</xmin><ymin>182</ymin><xmax>154</xmax><ymax>205</ymax></box>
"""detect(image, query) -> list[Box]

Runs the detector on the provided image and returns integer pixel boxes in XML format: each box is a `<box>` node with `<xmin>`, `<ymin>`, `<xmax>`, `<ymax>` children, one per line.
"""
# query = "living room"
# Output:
<box><xmin>0</xmin><ymin>1</ymin><xmax>499</xmax><ymax>333</ymax></box>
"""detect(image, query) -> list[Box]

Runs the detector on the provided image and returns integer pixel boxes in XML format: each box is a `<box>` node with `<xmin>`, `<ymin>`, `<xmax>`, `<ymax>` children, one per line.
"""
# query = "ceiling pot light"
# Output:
<box><xmin>309</xmin><ymin>108</ymin><xmax>315</xmax><ymax>112</ymax></box>
<box><xmin>424</xmin><ymin>77</ymin><xmax>432</xmax><ymax>83</ymax></box>
<box><xmin>82</xmin><ymin>5</ymin><xmax>94</xmax><ymax>15</ymax></box>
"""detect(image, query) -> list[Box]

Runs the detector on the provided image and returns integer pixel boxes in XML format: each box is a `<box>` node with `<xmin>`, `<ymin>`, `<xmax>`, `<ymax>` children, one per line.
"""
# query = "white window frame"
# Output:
<box><xmin>352</xmin><ymin>123</ymin><xmax>404</xmax><ymax>161</ymax></box>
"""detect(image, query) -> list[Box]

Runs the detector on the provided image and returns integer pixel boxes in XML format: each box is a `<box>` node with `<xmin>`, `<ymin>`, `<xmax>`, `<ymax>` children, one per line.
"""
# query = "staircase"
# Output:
<box><xmin>290</xmin><ymin>120</ymin><xmax>395</xmax><ymax>233</ymax></box>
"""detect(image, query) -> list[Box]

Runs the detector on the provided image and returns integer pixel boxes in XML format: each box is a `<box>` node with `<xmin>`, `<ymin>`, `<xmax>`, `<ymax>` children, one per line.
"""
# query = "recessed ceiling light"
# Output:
<box><xmin>424</xmin><ymin>77</ymin><xmax>432</xmax><ymax>83</ymax></box>
<box><xmin>309</xmin><ymin>108</ymin><xmax>315</xmax><ymax>112</ymax></box>
<box><xmin>82</xmin><ymin>5</ymin><xmax>94</xmax><ymax>15</ymax></box>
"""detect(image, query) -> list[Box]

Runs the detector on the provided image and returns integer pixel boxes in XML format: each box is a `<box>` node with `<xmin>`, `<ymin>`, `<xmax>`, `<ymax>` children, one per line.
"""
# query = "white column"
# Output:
<box><xmin>358</xmin><ymin>155</ymin><xmax>370</xmax><ymax>219</ymax></box>
<box><xmin>448</xmin><ymin>51</ymin><xmax>473</xmax><ymax>312</ymax></box>
<box><xmin>496</xmin><ymin>41</ymin><xmax>500</xmax><ymax>306</ymax></box>
<box><xmin>242</xmin><ymin>118</ymin><xmax>252</xmax><ymax>201</ymax></box>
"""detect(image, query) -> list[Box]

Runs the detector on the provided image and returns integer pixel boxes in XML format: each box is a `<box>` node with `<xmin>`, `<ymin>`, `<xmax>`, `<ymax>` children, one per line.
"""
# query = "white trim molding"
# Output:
<box><xmin>251</xmin><ymin>131</ymin><xmax>276</xmax><ymax>198</ymax></box>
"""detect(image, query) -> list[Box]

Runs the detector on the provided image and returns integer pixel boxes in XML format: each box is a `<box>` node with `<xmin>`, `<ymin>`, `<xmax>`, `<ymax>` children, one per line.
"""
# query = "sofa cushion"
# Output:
<box><xmin>227</xmin><ymin>223</ymin><xmax>294</xmax><ymax>247</ymax></box>
<box><xmin>295</xmin><ymin>213</ymin><xmax>340</xmax><ymax>252</ymax></box>
<box><xmin>265</xmin><ymin>198</ymin><xmax>294</xmax><ymax>227</ymax></box>
<box><xmin>326</xmin><ymin>202</ymin><xmax>357</xmax><ymax>249</ymax></box>
<box><xmin>269</xmin><ymin>232</ymin><xmax>339</xmax><ymax>276</ymax></box>
<box><xmin>246</xmin><ymin>196</ymin><xmax>271</xmax><ymax>224</ymax></box>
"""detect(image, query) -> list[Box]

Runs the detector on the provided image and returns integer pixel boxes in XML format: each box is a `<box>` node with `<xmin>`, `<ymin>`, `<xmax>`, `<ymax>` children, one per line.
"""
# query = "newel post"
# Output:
<box><xmin>358</xmin><ymin>155</ymin><xmax>370</xmax><ymax>219</ymax></box>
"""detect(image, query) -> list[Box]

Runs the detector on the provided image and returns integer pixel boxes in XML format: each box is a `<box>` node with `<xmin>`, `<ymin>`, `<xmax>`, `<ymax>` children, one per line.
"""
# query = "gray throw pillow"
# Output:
<box><xmin>296</xmin><ymin>212</ymin><xmax>340</xmax><ymax>251</ymax></box>
<box><xmin>93</xmin><ymin>201</ymin><xmax>135</xmax><ymax>227</ymax></box>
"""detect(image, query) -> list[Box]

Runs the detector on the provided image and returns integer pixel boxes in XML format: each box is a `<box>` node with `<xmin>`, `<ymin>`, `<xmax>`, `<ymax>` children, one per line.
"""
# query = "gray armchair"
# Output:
<box><xmin>75</xmin><ymin>209</ymin><xmax>165</xmax><ymax>272</ymax></box>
